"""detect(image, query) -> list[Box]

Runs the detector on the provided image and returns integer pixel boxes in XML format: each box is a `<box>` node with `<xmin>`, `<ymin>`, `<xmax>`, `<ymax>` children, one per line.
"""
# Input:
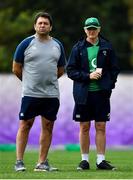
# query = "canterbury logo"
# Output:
<box><xmin>103</xmin><ymin>50</ymin><xmax>107</xmax><ymax>56</ymax></box>
<box><xmin>76</xmin><ymin>114</ymin><xmax>81</xmax><ymax>118</ymax></box>
<box><xmin>20</xmin><ymin>113</ymin><xmax>24</xmax><ymax>116</ymax></box>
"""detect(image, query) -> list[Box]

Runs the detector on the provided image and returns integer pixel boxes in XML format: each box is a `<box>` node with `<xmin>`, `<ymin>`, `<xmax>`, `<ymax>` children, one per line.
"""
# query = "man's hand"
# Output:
<box><xmin>90</xmin><ymin>71</ymin><xmax>102</xmax><ymax>80</ymax></box>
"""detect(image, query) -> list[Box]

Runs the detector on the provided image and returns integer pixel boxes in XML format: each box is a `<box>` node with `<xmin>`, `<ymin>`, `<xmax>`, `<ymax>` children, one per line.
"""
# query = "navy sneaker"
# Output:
<box><xmin>77</xmin><ymin>160</ymin><xmax>90</xmax><ymax>170</ymax></box>
<box><xmin>15</xmin><ymin>160</ymin><xmax>26</xmax><ymax>172</ymax></box>
<box><xmin>96</xmin><ymin>160</ymin><xmax>117</xmax><ymax>170</ymax></box>
<box><xmin>34</xmin><ymin>159</ymin><xmax>58</xmax><ymax>172</ymax></box>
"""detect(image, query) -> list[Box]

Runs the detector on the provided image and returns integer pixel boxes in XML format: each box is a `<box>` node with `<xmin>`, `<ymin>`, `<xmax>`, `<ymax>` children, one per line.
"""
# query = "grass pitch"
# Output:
<box><xmin>0</xmin><ymin>149</ymin><xmax>133</xmax><ymax>179</ymax></box>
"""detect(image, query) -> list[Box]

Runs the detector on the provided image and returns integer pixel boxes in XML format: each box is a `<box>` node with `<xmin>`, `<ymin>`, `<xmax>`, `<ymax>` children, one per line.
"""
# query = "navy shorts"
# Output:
<box><xmin>19</xmin><ymin>96</ymin><xmax>60</xmax><ymax>121</ymax></box>
<box><xmin>73</xmin><ymin>90</ymin><xmax>111</xmax><ymax>122</ymax></box>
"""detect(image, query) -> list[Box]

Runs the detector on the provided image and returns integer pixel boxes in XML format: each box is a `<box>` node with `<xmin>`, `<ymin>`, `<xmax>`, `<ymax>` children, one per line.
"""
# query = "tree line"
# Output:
<box><xmin>0</xmin><ymin>0</ymin><xmax>132</xmax><ymax>72</ymax></box>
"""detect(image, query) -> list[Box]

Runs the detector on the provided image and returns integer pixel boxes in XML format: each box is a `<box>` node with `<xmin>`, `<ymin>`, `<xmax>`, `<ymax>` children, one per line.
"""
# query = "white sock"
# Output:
<box><xmin>97</xmin><ymin>154</ymin><xmax>105</xmax><ymax>165</ymax></box>
<box><xmin>81</xmin><ymin>154</ymin><xmax>89</xmax><ymax>162</ymax></box>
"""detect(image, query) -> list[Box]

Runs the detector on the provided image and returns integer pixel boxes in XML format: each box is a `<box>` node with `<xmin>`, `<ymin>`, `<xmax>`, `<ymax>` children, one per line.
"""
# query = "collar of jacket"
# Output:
<box><xmin>76</xmin><ymin>35</ymin><xmax>112</xmax><ymax>51</ymax></box>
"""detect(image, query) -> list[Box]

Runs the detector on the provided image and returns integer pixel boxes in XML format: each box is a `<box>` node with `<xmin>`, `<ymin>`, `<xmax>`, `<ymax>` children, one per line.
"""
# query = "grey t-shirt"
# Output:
<box><xmin>13</xmin><ymin>35</ymin><xmax>66</xmax><ymax>98</ymax></box>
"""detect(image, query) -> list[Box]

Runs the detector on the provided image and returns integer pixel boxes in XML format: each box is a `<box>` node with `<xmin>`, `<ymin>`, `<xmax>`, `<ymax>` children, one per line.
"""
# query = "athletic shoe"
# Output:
<box><xmin>96</xmin><ymin>160</ymin><xmax>117</xmax><ymax>170</ymax></box>
<box><xmin>14</xmin><ymin>160</ymin><xmax>26</xmax><ymax>171</ymax></box>
<box><xmin>34</xmin><ymin>159</ymin><xmax>58</xmax><ymax>172</ymax></box>
<box><xmin>77</xmin><ymin>160</ymin><xmax>90</xmax><ymax>170</ymax></box>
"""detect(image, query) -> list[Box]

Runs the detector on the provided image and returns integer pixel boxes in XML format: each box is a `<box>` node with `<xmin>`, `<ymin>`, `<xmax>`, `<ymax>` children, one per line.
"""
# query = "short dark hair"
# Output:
<box><xmin>34</xmin><ymin>12</ymin><xmax>53</xmax><ymax>26</ymax></box>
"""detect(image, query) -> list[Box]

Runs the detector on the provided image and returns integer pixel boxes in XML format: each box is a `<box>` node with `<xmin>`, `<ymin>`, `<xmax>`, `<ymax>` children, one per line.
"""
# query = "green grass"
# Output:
<box><xmin>0</xmin><ymin>149</ymin><xmax>133</xmax><ymax>179</ymax></box>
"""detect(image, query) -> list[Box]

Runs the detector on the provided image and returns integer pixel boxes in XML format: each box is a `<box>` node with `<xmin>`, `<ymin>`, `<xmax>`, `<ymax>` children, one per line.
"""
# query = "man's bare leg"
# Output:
<box><xmin>95</xmin><ymin>121</ymin><xmax>106</xmax><ymax>164</ymax></box>
<box><xmin>16</xmin><ymin>118</ymin><xmax>34</xmax><ymax>160</ymax></box>
<box><xmin>38</xmin><ymin>117</ymin><xmax>54</xmax><ymax>163</ymax></box>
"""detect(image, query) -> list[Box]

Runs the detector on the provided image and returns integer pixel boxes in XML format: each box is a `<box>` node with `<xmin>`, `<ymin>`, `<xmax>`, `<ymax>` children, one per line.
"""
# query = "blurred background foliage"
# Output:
<box><xmin>0</xmin><ymin>0</ymin><xmax>133</xmax><ymax>72</ymax></box>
